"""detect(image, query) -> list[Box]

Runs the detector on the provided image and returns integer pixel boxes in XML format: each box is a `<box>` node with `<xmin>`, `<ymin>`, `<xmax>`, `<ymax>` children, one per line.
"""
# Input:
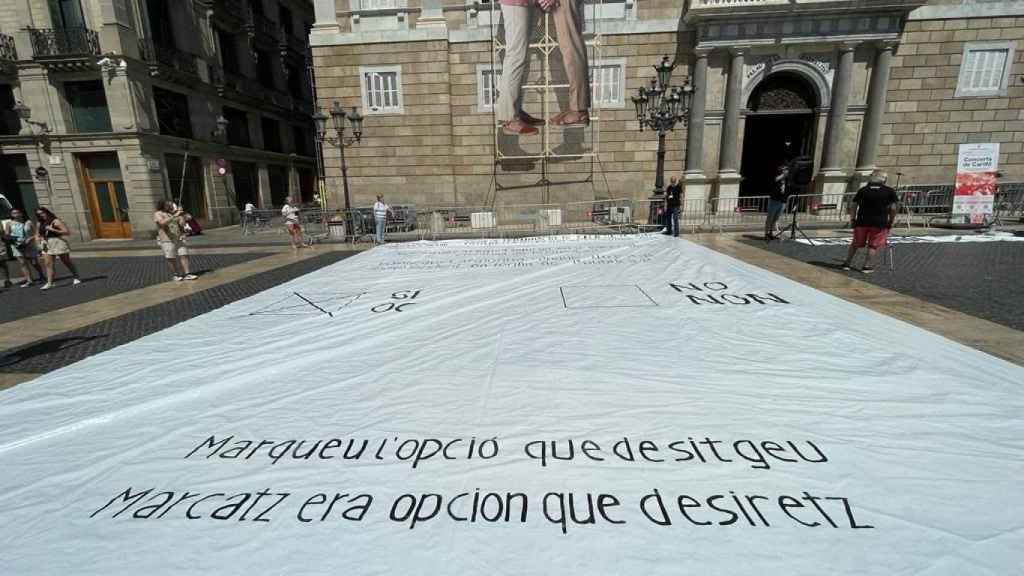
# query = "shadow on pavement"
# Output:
<box><xmin>0</xmin><ymin>335</ymin><xmax>108</xmax><ymax>369</ymax></box>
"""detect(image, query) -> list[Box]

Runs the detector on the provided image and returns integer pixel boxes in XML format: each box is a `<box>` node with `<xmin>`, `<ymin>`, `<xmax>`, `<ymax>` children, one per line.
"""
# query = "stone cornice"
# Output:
<box><xmin>909</xmin><ymin>0</ymin><xmax>1024</xmax><ymax>21</ymax></box>
<box><xmin>310</xmin><ymin>18</ymin><xmax>679</xmax><ymax>46</ymax></box>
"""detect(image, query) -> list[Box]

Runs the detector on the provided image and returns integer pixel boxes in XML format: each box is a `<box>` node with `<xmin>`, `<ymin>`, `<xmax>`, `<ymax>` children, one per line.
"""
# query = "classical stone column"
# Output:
<box><xmin>312</xmin><ymin>0</ymin><xmax>341</xmax><ymax>34</ymax></box>
<box><xmin>719</xmin><ymin>47</ymin><xmax>745</xmax><ymax>173</ymax></box>
<box><xmin>717</xmin><ymin>47</ymin><xmax>745</xmax><ymax>202</ymax></box>
<box><xmin>855</xmin><ymin>42</ymin><xmax>896</xmax><ymax>174</ymax></box>
<box><xmin>683</xmin><ymin>49</ymin><xmax>710</xmax><ymax>203</ymax></box>
<box><xmin>819</xmin><ymin>43</ymin><xmax>856</xmax><ymax>172</ymax></box>
<box><xmin>817</xmin><ymin>42</ymin><xmax>856</xmax><ymax>196</ymax></box>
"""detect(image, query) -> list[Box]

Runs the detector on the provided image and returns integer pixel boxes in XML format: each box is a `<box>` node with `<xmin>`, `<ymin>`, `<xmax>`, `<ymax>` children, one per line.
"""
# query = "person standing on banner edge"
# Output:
<box><xmin>154</xmin><ymin>200</ymin><xmax>197</xmax><ymax>282</ymax></box>
<box><xmin>373</xmin><ymin>195</ymin><xmax>392</xmax><ymax>244</ymax></box>
<box><xmin>765</xmin><ymin>163</ymin><xmax>789</xmax><ymax>242</ymax></box>
<box><xmin>664</xmin><ymin>176</ymin><xmax>682</xmax><ymax>237</ymax></box>
<box><xmin>842</xmin><ymin>171</ymin><xmax>899</xmax><ymax>273</ymax></box>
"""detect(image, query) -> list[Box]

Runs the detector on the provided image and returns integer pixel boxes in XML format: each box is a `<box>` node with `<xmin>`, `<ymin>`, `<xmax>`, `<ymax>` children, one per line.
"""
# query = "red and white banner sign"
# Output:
<box><xmin>953</xmin><ymin>143</ymin><xmax>999</xmax><ymax>224</ymax></box>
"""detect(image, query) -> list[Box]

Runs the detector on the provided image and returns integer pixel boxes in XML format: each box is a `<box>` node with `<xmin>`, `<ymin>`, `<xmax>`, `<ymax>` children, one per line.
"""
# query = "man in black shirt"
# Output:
<box><xmin>765</xmin><ymin>163</ymin><xmax>788</xmax><ymax>241</ymax></box>
<box><xmin>842</xmin><ymin>171</ymin><xmax>899</xmax><ymax>273</ymax></box>
<box><xmin>664</xmin><ymin>176</ymin><xmax>682</xmax><ymax>237</ymax></box>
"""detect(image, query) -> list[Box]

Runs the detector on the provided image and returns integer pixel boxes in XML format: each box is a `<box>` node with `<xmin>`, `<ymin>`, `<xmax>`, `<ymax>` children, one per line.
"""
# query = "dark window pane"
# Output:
<box><xmin>153</xmin><ymin>86</ymin><xmax>192</xmax><ymax>138</ymax></box>
<box><xmin>0</xmin><ymin>155</ymin><xmax>38</xmax><ymax>215</ymax></box>
<box><xmin>165</xmin><ymin>153</ymin><xmax>206</xmax><ymax>218</ymax></box>
<box><xmin>65</xmin><ymin>80</ymin><xmax>112</xmax><ymax>133</ymax></box>
<box><xmin>223</xmin><ymin>107</ymin><xmax>250</xmax><ymax>147</ymax></box>
<box><xmin>114</xmin><ymin>181</ymin><xmax>131</xmax><ymax>222</ymax></box>
<box><xmin>231</xmin><ymin>161</ymin><xmax>258</xmax><ymax>209</ymax></box>
<box><xmin>82</xmin><ymin>153</ymin><xmax>123</xmax><ymax>181</ymax></box>
<box><xmin>256</xmin><ymin>50</ymin><xmax>275</xmax><ymax>88</ymax></box>
<box><xmin>268</xmin><ymin>165</ymin><xmax>288</xmax><ymax>206</ymax></box>
<box><xmin>93</xmin><ymin>182</ymin><xmax>117</xmax><ymax>222</ymax></box>
<box><xmin>298</xmin><ymin>167</ymin><xmax>314</xmax><ymax>203</ymax></box>
<box><xmin>279</xmin><ymin>5</ymin><xmax>293</xmax><ymax>36</ymax></box>
<box><xmin>0</xmin><ymin>85</ymin><xmax>18</xmax><ymax>135</ymax></box>
<box><xmin>261</xmin><ymin>117</ymin><xmax>281</xmax><ymax>152</ymax></box>
<box><xmin>48</xmin><ymin>0</ymin><xmax>85</xmax><ymax>29</ymax></box>
<box><xmin>217</xmin><ymin>29</ymin><xmax>238</xmax><ymax>75</ymax></box>
<box><xmin>287</xmin><ymin>64</ymin><xmax>304</xmax><ymax>99</ymax></box>
<box><xmin>292</xmin><ymin>125</ymin><xmax>309</xmax><ymax>156</ymax></box>
<box><xmin>146</xmin><ymin>0</ymin><xmax>175</xmax><ymax>47</ymax></box>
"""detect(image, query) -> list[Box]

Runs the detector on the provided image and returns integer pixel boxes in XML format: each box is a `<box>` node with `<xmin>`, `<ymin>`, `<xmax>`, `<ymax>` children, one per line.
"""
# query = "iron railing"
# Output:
<box><xmin>139</xmin><ymin>39</ymin><xmax>199</xmax><ymax>76</ymax></box>
<box><xmin>29</xmin><ymin>27</ymin><xmax>100</xmax><ymax>58</ymax></box>
<box><xmin>0</xmin><ymin>33</ymin><xmax>17</xmax><ymax>62</ymax></box>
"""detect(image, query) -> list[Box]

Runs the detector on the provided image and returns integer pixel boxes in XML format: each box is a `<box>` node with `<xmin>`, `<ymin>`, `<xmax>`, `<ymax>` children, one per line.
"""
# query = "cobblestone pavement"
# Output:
<box><xmin>0</xmin><ymin>253</ymin><xmax>270</xmax><ymax>324</ymax></box>
<box><xmin>746</xmin><ymin>237</ymin><xmax>1024</xmax><ymax>331</ymax></box>
<box><xmin>0</xmin><ymin>252</ymin><xmax>353</xmax><ymax>374</ymax></box>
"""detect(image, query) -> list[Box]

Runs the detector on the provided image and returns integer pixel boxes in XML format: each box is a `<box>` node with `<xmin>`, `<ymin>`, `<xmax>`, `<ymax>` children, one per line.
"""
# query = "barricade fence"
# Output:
<box><xmin>238</xmin><ymin>182</ymin><xmax>1023</xmax><ymax>241</ymax></box>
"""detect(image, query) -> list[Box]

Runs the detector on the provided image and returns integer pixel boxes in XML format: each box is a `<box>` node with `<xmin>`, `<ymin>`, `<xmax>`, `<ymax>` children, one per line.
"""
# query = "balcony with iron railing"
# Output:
<box><xmin>685</xmin><ymin>0</ymin><xmax>926</xmax><ymax>21</ymax></box>
<box><xmin>139</xmin><ymin>39</ymin><xmax>199</xmax><ymax>78</ymax></box>
<box><xmin>28</xmin><ymin>27</ymin><xmax>100</xmax><ymax>59</ymax></box>
<box><xmin>0</xmin><ymin>33</ymin><xmax>17</xmax><ymax>62</ymax></box>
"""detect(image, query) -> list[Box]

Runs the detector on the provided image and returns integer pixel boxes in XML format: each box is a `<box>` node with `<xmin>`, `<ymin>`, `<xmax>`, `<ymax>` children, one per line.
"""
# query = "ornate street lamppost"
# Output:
<box><xmin>632</xmin><ymin>56</ymin><xmax>694</xmax><ymax>224</ymax></box>
<box><xmin>314</xmin><ymin>101</ymin><xmax>363</xmax><ymax>231</ymax></box>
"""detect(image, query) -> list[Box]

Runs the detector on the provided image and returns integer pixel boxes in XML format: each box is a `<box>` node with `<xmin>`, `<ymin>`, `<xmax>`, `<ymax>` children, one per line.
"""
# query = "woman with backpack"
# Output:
<box><xmin>3</xmin><ymin>208</ymin><xmax>45</xmax><ymax>287</ymax></box>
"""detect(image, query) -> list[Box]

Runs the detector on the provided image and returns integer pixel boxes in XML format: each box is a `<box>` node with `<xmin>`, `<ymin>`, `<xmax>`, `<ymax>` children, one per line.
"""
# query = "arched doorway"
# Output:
<box><xmin>739</xmin><ymin>72</ymin><xmax>819</xmax><ymax>197</ymax></box>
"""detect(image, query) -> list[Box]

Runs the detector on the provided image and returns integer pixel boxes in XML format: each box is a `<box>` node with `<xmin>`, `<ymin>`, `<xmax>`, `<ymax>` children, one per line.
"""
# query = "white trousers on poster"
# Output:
<box><xmin>497</xmin><ymin>3</ymin><xmax>533</xmax><ymax>123</ymax></box>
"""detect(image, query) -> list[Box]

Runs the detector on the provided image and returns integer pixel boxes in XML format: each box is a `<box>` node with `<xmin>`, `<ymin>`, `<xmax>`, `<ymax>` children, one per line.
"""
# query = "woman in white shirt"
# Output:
<box><xmin>281</xmin><ymin>197</ymin><xmax>302</xmax><ymax>250</ymax></box>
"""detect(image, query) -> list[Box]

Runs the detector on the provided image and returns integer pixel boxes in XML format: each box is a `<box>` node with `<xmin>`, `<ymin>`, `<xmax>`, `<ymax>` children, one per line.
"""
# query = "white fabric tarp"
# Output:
<box><xmin>1</xmin><ymin>235</ymin><xmax>1022</xmax><ymax>575</ymax></box>
<box><xmin>795</xmin><ymin>232</ymin><xmax>1024</xmax><ymax>245</ymax></box>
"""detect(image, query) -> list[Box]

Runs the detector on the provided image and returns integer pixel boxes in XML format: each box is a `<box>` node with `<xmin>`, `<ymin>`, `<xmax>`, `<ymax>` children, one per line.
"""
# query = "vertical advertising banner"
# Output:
<box><xmin>953</xmin><ymin>143</ymin><xmax>999</xmax><ymax>224</ymax></box>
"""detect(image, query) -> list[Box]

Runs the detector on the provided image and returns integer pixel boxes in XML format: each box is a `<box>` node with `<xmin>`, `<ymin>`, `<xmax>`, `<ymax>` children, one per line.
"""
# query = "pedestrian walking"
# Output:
<box><xmin>842</xmin><ymin>171</ymin><xmax>899</xmax><ymax>273</ymax></box>
<box><xmin>373</xmin><ymin>195</ymin><xmax>391</xmax><ymax>244</ymax></box>
<box><xmin>0</xmin><ymin>234</ymin><xmax>11</xmax><ymax>289</ymax></box>
<box><xmin>663</xmin><ymin>176</ymin><xmax>682</xmax><ymax>237</ymax></box>
<box><xmin>243</xmin><ymin>201</ymin><xmax>256</xmax><ymax>234</ymax></box>
<box><xmin>34</xmin><ymin>207</ymin><xmax>81</xmax><ymax>290</ymax></box>
<box><xmin>154</xmin><ymin>200</ymin><xmax>196</xmax><ymax>281</ymax></box>
<box><xmin>281</xmin><ymin>197</ymin><xmax>303</xmax><ymax>250</ymax></box>
<box><xmin>3</xmin><ymin>209</ymin><xmax>45</xmax><ymax>287</ymax></box>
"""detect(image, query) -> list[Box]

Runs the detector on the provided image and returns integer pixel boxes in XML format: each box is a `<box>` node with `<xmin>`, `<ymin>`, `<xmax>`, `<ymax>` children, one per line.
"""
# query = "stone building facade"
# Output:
<box><xmin>0</xmin><ymin>0</ymin><xmax>317</xmax><ymax>240</ymax></box>
<box><xmin>309</xmin><ymin>0</ymin><xmax>1023</xmax><ymax>210</ymax></box>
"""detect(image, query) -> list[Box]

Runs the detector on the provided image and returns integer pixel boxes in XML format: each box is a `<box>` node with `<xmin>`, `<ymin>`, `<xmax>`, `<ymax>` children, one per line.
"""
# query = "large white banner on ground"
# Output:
<box><xmin>1</xmin><ymin>235</ymin><xmax>1022</xmax><ymax>575</ymax></box>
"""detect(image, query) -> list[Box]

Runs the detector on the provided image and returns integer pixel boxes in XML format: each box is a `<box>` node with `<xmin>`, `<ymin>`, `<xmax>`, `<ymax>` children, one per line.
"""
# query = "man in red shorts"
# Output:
<box><xmin>842</xmin><ymin>171</ymin><xmax>899</xmax><ymax>273</ymax></box>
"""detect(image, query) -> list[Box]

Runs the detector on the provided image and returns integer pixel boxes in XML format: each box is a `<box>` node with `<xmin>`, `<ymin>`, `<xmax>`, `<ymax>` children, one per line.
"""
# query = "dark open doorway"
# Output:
<box><xmin>739</xmin><ymin>72</ymin><xmax>819</xmax><ymax>197</ymax></box>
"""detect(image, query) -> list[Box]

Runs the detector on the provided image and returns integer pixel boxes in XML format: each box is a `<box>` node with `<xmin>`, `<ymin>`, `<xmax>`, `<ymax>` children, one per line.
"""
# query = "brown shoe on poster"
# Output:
<box><xmin>518</xmin><ymin>112</ymin><xmax>546</xmax><ymax>126</ymax></box>
<box><xmin>549</xmin><ymin>110</ymin><xmax>590</xmax><ymax>127</ymax></box>
<box><xmin>502</xmin><ymin>118</ymin><xmax>539</xmax><ymax>135</ymax></box>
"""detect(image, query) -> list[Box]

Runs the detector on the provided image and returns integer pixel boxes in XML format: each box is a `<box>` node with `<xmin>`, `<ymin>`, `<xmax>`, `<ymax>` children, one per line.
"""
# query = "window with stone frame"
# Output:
<box><xmin>590</xmin><ymin>59</ymin><xmax>626</xmax><ymax>108</ymax></box>
<box><xmin>223</xmin><ymin>106</ymin><xmax>251</xmax><ymax>147</ymax></box>
<box><xmin>955</xmin><ymin>41</ymin><xmax>1016</xmax><ymax>98</ymax></box>
<box><xmin>477</xmin><ymin>66</ymin><xmax>500</xmax><ymax>111</ymax></box>
<box><xmin>261</xmin><ymin>116</ymin><xmax>282</xmax><ymax>152</ymax></box>
<box><xmin>360</xmin><ymin>66</ymin><xmax>403</xmax><ymax>114</ymax></box>
<box><xmin>152</xmin><ymin>86</ymin><xmax>191</xmax><ymax>138</ymax></box>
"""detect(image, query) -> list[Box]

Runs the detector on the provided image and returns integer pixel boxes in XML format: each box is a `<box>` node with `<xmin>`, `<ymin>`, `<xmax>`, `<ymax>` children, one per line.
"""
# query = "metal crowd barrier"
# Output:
<box><xmin>238</xmin><ymin>182</ymin><xmax>1023</xmax><ymax>242</ymax></box>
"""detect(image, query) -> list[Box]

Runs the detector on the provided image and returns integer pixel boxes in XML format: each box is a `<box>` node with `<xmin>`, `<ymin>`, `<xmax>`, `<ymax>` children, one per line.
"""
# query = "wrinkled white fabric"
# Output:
<box><xmin>0</xmin><ymin>235</ymin><xmax>1021</xmax><ymax>575</ymax></box>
